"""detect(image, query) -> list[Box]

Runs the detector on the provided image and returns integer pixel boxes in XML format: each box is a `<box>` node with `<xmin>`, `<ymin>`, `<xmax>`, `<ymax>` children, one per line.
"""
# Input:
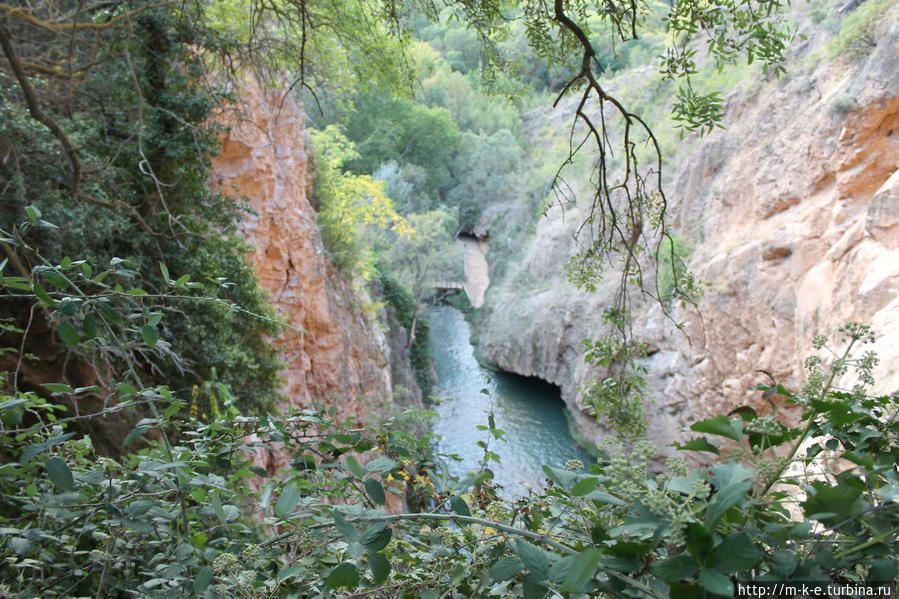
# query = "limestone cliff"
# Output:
<box><xmin>478</xmin><ymin>7</ymin><xmax>899</xmax><ymax>454</ymax></box>
<box><xmin>210</xmin><ymin>80</ymin><xmax>420</xmax><ymax>453</ymax></box>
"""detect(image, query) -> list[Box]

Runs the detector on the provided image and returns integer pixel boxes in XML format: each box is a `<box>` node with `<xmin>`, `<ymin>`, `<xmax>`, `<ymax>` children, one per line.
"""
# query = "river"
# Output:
<box><xmin>427</xmin><ymin>304</ymin><xmax>593</xmax><ymax>497</ymax></box>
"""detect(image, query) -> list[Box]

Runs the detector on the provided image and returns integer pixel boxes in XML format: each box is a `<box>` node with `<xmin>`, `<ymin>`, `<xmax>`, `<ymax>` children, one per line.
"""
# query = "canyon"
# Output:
<box><xmin>477</xmin><ymin>7</ymin><xmax>899</xmax><ymax>456</ymax></box>
<box><xmin>208</xmin><ymin>7</ymin><xmax>898</xmax><ymax>464</ymax></box>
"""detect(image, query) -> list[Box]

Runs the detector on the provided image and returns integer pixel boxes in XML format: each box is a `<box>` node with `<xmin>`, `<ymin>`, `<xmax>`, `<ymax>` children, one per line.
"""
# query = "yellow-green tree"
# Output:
<box><xmin>309</xmin><ymin>125</ymin><xmax>411</xmax><ymax>280</ymax></box>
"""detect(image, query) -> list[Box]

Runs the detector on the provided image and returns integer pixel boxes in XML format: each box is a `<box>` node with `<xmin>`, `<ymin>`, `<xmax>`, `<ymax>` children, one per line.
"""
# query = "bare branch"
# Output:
<box><xmin>0</xmin><ymin>22</ymin><xmax>82</xmax><ymax>194</ymax></box>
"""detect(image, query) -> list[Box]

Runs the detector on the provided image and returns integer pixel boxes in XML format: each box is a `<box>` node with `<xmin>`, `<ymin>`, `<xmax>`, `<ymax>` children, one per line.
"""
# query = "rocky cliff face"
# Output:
<box><xmin>479</xmin><ymin>8</ymin><xmax>899</xmax><ymax>455</ymax></box>
<box><xmin>210</xmin><ymin>80</ymin><xmax>420</xmax><ymax>467</ymax></box>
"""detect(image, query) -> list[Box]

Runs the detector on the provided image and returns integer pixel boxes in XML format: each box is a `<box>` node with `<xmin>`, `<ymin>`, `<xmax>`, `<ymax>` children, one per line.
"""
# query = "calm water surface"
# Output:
<box><xmin>427</xmin><ymin>304</ymin><xmax>593</xmax><ymax>497</ymax></box>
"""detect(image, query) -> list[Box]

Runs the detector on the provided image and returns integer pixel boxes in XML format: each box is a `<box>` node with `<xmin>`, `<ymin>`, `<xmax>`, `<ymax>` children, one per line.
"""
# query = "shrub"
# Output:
<box><xmin>827</xmin><ymin>0</ymin><xmax>892</xmax><ymax>62</ymax></box>
<box><xmin>3</xmin><ymin>215</ymin><xmax>898</xmax><ymax>598</ymax></box>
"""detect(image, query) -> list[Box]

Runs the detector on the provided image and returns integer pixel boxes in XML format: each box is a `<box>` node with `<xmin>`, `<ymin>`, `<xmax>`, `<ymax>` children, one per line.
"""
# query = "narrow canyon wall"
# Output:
<box><xmin>210</xmin><ymin>79</ymin><xmax>420</xmax><ymax>455</ymax></box>
<box><xmin>479</xmin><ymin>10</ymin><xmax>899</xmax><ymax>454</ymax></box>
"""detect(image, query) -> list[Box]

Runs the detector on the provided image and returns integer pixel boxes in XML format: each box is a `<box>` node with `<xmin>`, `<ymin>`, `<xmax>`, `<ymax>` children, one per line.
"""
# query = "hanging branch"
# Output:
<box><xmin>549</xmin><ymin>0</ymin><xmax>674</xmax><ymax>314</ymax></box>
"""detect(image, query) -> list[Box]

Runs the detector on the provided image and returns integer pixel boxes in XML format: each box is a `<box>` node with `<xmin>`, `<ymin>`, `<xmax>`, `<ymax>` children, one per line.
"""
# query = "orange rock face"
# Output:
<box><xmin>209</xmin><ymin>80</ymin><xmax>406</xmax><ymax>473</ymax></box>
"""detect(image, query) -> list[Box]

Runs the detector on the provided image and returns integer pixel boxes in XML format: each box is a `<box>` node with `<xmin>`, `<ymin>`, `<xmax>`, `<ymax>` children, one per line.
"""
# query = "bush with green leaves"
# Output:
<box><xmin>0</xmin><ymin>5</ymin><xmax>282</xmax><ymax>419</ymax></box>
<box><xmin>4</xmin><ymin>217</ymin><xmax>898</xmax><ymax>598</ymax></box>
<box><xmin>826</xmin><ymin>0</ymin><xmax>893</xmax><ymax>62</ymax></box>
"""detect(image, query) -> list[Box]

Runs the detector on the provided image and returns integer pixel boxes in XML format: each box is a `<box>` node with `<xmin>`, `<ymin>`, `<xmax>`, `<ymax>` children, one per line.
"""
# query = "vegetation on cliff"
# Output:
<box><xmin>2</xmin><ymin>0</ymin><xmax>897</xmax><ymax>597</ymax></box>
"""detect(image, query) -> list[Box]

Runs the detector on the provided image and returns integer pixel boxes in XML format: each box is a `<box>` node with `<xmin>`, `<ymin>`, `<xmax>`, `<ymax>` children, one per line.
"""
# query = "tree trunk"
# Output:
<box><xmin>406</xmin><ymin>301</ymin><xmax>420</xmax><ymax>350</ymax></box>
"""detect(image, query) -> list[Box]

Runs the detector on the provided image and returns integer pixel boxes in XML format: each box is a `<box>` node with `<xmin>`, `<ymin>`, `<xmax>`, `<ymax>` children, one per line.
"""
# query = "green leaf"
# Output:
<box><xmin>274</xmin><ymin>483</ymin><xmax>301</xmax><ymax>519</ymax></box>
<box><xmin>802</xmin><ymin>479</ymin><xmax>863</xmax><ymax>525</ymax></box>
<box><xmin>705</xmin><ymin>481</ymin><xmax>751</xmax><ymax>527</ymax></box>
<box><xmin>325</xmin><ymin>562</ymin><xmax>359</xmax><ymax>589</ymax></box>
<box><xmin>345</xmin><ymin>455</ymin><xmax>364</xmax><ymax>478</ymax></box>
<box><xmin>212</xmin><ymin>492</ymin><xmax>225</xmax><ymax>523</ymax></box>
<box><xmin>365</xmin><ymin>455</ymin><xmax>397</xmax><ymax>473</ymax></box>
<box><xmin>651</xmin><ymin>553</ymin><xmax>700</xmax><ymax>583</ymax></box>
<box><xmin>364</xmin><ymin>478</ymin><xmax>386</xmax><ymax>505</ymax></box>
<box><xmin>194</xmin><ymin>567</ymin><xmax>214</xmax><ymax>593</ymax></box>
<box><xmin>56</xmin><ymin>322</ymin><xmax>80</xmax><ymax>347</ymax></box>
<box><xmin>685</xmin><ymin>522</ymin><xmax>714</xmax><ymax>560</ymax></box>
<box><xmin>771</xmin><ymin>549</ymin><xmax>798</xmax><ymax>577</ymax></box>
<box><xmin>333</xmin><ymin>509</ymin><xmax>358</xmax><ymax>542</ymax></box>
<box><xmin>126</xmin><ymin>500</ymin><xmax>154</xmax><ymax>517</ymax></box>
<box><xmin>44</xmin><ymin>270</ymin><xmax>68</xmax><ymax>290</ymax></box>
<box><xmin>709</xmin><ymin>462</ymin><xmax>754</xmax><ymax>489</ymax></box>
<box><xmin>548</xmin><ymin>555</ymin><xmax>575</xmax><ymax>584</ymax></box>
<box><xmin>869</xmin><ymin>558</ymin><xmax>898</xmax><ymax>581</ymax></box>
<box><xmin>82</xmin><ymin>313</ymin><xmax>97</xmax><ymax>339</ymax></box>
<box><xmin>33</xmin><ymin>284</ymin><xmax>56</xmax><ymax>306</ymax></box>
<box><xmin>559</xmin><ymin>548</ymin><xmax>603</xmax><ymax>593</ymax></box>
<box><xmin>711</xmin><ymin>532</ymin><xmax>759</xmax><ymax>573</ymax></box>
<box><xmin>514</xmin><ymin>539</ymin><xmax>549</xmax><ymax>580</ymax></box>
<box><xmin>277</xmin><ymin>565</ymin><xmax>304</xmax><ymax>583</ymax></box>
<box><xmin>141</xmin><ymin>325</ymin><xmax>158</xmax><ymax>347</ymax></box>
<box><xmin>174</xmin><ymin>274</ymin><xmax>190</xmax><ymax>287</ymax></box>
<box><xmin>571</xmin><ymin>476</ymin><xmax>598</xmax><ymax>497</ymax></box>
<box><xmin>450</xmin><ymin>495</ymin><xmax>471</xmax><ymax>517</ymax></box>
<box><xmin>99</xmin><ymin>304</ymin><xmax>122</xmax><ymax>324</ymax></box>
<box><xmin>670</xmin><ymin>582</ymin><xmax>702</xmax><ymax>599</ymax></box>
<box><xmin>490</xmin><ymin>556</ymin><xmax>523</xmax><ymax>581</ymax></box>
<box><xmin>45</xmin><ymin>456</ymin><xmax>73</xmax><ymax>491</ymax></box>
<box><xmin>159</xmin><ymin>262</ymin><xmax>170</xmax><ymax>283</ymax></box>
<box><xmin>588</xmin><ymin>490</ymin><xmax>626</xmax><ymax>506</ymax></box>
<box><xmin>359</xmin><ymin>522</ymin><xmax>392</xmax><ymax>552</ymax></box>
<box><xmin>542</xmin><ymin>464</ymin><xmax>578</xmax><ymax>490</ymax></box>
<box><xmin>43</xmin><ymin>383</ymin><xmax>74</xmax><ymax>394</ymax></box>
<box><xmin>691</xmin><ymin>415</ymin><xmax>742</xmax><ymax>441</ymax></box>
<box><xmin>368</xmin><ymin>552</ymin><xmax>390</xmax><ymax>585</ymax></box>
<box><xmin>58</xmin><ymin>298</ymin><xmax>79</xmax><ymax>316</ymax></box>
<box><xmin>728</xmin><ymin>405</ymin><xmax>759</xmax><ymax>420</ymax></box>
<box><xmin>698</xmin><ymin>569</ymin><xmax>733</xmax><ymax>596</ymax></box>
<box><xmin>10</xmin><ymin>536</ymin><xmax>32</xmax><ymax>555</ymax></box>
<box><xmin>523</xmin><ymin>572</ymin><xmax>548</xmax><ymax>599</ymax></box>
<box><xmin>123</xmin><ymin>425</ymin><xmax>149</xmax><ymax>447</ymax></box>
<box><xmin>674</xmin><ymin>437</ymin><xmax>721</xmax><ymax>454</ymax></box>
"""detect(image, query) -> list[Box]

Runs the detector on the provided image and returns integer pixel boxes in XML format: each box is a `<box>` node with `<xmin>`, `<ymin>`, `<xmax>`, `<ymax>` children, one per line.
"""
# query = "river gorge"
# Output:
<box><xmin>427</xmin><ymin>304</ymin><xmax>593</xmax><ymax>497</ymax></box>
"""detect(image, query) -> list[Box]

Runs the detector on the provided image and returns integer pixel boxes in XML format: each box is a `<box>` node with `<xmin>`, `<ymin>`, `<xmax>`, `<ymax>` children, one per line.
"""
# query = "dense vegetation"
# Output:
<box><xmin>3</xmin><ymin>253</ymin><xmax>898</xmax><ymax>596</ymax></box>
<box><xmin>1</xmin><ymin>0</ymin><xmax>896</xmax><ymax>597</ymax></box>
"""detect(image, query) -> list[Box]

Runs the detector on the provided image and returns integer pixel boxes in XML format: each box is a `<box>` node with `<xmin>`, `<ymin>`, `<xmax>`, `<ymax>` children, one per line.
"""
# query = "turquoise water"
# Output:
<box><xmin>427</xmin><ymin>304</ymin><xmax>593</xmax><ymax>497</ymax></box>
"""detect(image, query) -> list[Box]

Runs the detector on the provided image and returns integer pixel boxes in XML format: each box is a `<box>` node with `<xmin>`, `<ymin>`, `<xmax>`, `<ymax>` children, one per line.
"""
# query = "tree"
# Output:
<box><xmin>377</xmin><ymin>208</ymin><xmax>463</xmax><ymax>345</ymax></box>
<box><xmin>0</xmin><ymin>2</ymin><xmax>285</xmax><ymax>424</ymax></box>
<box><xmin>310</xmin><ymin>125</ymin><xmax>411</xmax><ymax>279</ymax></box>
<box><xmin>446</xmin><ymin>129</ymin><xmax>522</xmax><ymax>230</ymax></box>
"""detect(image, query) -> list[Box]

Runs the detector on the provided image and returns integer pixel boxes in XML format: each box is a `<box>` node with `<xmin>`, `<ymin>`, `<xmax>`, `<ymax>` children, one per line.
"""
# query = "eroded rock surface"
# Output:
<box><xmin>479</xmin><ymin>11</ymin><xmax>899</xmax><ymax>455</ymax></box>
<box><xmin>210</xmin><ymin>79</ymin><xmax>419</xmax><ymax>473</ymax></box>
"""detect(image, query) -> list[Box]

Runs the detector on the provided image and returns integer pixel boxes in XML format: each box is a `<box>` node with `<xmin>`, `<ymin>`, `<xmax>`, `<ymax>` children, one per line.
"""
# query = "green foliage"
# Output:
<box><xmin>446</xmin><ymin>130</ymin><xmax>523</xmax><ymax>229</ymax></box>
<box><xmin>656</xmin><ymin>232</ymin><xmax>699</xmax><ymax>304</ymax></box>
<box><xmin>580</xmin><ymin>308</ymin><xmax>650</xmax><ymax>439</ymax></box>
<box><xmin>309</xmin><ymin>125</ymin><xmax>410</xmax><ymax>279</ymax></box>
<box><xmin>4</xmin><ymin>247</ymin><xmax>899</xmax><ymax>597</ymax></box>
<box><xmin>0</xmin><ymin>4</ymin><xmax>282</xmax><ymax>417</ymax></box>
<box><xmin>827</xmin><ymin>0</ymin><xmax>893</xmax><ymax>62</ymax></box>
<box><xmin>327</xmin><ymin>93</ymin><xmax>462</xmax><ymax>199</ymax></box>
<box><xmin>378</xmin><ymin>268</ymin><xmax>434</xmax><ymax>393</ymax></box>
